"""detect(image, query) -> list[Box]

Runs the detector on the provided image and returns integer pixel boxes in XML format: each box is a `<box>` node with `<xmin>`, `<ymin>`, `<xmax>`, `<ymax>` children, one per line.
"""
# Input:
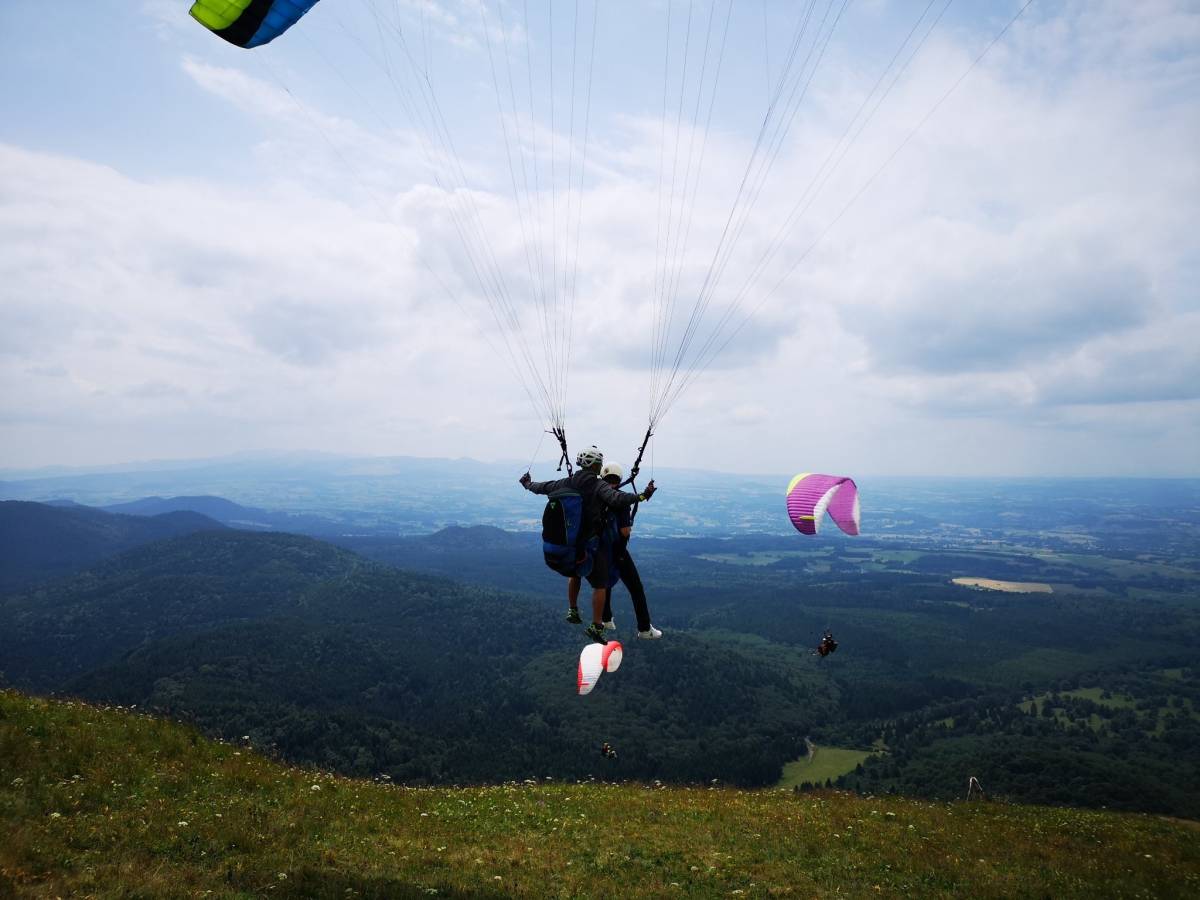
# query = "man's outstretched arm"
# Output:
<box><xmin>594</xmin><ymin>479</ymin><xmax>656</xmax><ymax>509</ymax></box>
<box><xmin>520</xmin><ymin>473</ymin><xmax>571</xmax><ymax>495</ymax></box>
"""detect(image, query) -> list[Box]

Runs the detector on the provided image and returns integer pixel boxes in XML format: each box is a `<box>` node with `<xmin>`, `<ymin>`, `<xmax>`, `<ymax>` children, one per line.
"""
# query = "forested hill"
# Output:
<box><xmin>0</xmin><ymin>529</ymin><xmax>827</xmax><ymax>786</ymax></box>
<box><xmin>0</xmin><ymin>500</ymin><xmax>225</xmax><ymax>591</ymax></box>
<box><xmin>2</xmin><ymin>691</ymin><xmax>1197</xmax><ymax>899</ymax></box>
<box><xmin>5</xmin><ymin>505</ymin><xmax>1199</xmax><ymax>816</ymax></box>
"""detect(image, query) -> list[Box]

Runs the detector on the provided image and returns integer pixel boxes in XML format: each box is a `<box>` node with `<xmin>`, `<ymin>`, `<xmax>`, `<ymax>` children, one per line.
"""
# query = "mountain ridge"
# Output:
<box><xmin>0</xmin><ymin>500</ymin><xmax>226</xmax><ymax>591</ymax></box>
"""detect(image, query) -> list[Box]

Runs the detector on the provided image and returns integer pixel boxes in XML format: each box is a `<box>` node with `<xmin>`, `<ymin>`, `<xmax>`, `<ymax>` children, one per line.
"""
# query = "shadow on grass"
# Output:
<box><xmin>279</xmin><ymin>868</ymin><xmax>507</xmax><ymax>899</ymax></box>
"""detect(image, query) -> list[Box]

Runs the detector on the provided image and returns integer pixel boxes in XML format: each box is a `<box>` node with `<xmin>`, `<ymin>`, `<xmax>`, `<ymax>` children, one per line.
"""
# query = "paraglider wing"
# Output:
<box><xmin>577</xmin><ymin>641</ymin><xmax>624</xmax><ymax>696</ymax></box>
<box><xmin>190</xmin><ymin>0</ymin><xmax>322</xmax><ymax>49</ymax></box>
<box><xmin>787</xmin><ymin>473</ymin><xmax>860</xmax><ymax>536</ymax></box>
<box><xmin>577</xmin><ymin>643</ymin><xmax>604</xmax><ymax>696</ymax></box>
<box><xmin>602</xmin><ymin>641</ymin><xmax>623</xmax><ymax>673</ymax></box>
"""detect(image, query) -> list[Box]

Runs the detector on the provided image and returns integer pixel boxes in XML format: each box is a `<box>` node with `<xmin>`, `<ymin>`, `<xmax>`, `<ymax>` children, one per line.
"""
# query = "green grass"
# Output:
<box><xmin>2</xmin><ymin>691</ymin><xmax>1199</xmax><ymax>898</ymax></box>
<box><xmin>777</xmin><ymin>747</ymin><xmax>874</xmax><ymax>789</ymax></box>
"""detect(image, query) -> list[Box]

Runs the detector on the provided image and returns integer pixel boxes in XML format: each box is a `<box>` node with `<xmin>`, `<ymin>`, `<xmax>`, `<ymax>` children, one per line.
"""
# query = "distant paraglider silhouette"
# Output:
<box><xmin>814</xmin><ymin>630</ymin><xmax>839</xmax><ymax>659</ymax></box>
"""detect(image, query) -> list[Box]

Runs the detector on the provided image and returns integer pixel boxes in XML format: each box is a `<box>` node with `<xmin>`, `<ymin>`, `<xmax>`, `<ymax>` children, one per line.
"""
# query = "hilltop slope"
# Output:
<box><xmin>0</xmin><ymin>500</ymin><xmax>225</xmax><ymax>591</ymax></box>
<box><xmin>1</xmin><ymin>691</ymin><xmax>1197</xmax><ymax>899</ymax></box>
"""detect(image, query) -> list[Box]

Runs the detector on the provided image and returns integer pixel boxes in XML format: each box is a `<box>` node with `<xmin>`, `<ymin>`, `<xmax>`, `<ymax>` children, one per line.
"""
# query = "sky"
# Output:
<box><xmin>1</xmin><ymin>0</ymin><xmax>1197</xmax><ymax>478</ymax></box>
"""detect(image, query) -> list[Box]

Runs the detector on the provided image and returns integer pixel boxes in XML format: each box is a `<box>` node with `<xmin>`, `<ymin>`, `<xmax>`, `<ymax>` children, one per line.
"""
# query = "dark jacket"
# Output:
<box><xmin>525</xmin><ymin>470</ymin><xmax>640</xmax><ymax>538</ymax></box>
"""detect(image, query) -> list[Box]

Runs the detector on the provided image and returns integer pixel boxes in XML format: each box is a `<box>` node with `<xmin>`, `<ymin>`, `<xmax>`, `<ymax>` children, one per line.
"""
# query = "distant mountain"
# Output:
<box><xmin>331</xmin><ymin>525</ymin><xmax>566</xmax><ymax>597</ymax></box>
<box><xmin>0</xmin><ymin>529</ymin><xmax>824</xmax><ymax>785</ymax></box>
<box><xmin>97</xmin><ymin>494</ymin><xmax>349</xmax><ymax>535</ymax></box>
<box><xmin>0</xmin><ymin>501</ymin><xmax>225</xmax><ymax>592</ymax></box>
<box><xmin>4</xmin><ymin>453</ymin><xmax>1200</xmax><ymax>545</ymax></box>
<box><xmin>101</xmin><ymin>494</ymin><xmax>257</xmax><ymax>520</ymax></box>
<box><xmin>421</xmin><ymin>523</ymin><xmax>531</xmax><ymax>550</ymax></box>
<box><xmin>0</xmin><ymin>452</ymin><xmax>794</xmax><ymax>537</ymax></box>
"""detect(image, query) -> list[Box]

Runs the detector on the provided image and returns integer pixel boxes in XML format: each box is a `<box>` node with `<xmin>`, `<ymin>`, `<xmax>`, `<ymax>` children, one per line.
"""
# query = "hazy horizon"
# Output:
<box><xmin>4</xmin><ymin>447</ymin><xmax>1200</xmax><ymax>484</ymax></box>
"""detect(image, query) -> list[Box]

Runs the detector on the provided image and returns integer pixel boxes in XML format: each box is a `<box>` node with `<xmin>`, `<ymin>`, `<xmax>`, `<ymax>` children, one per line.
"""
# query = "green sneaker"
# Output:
<box><xmin>566</xmin><ymin>608</ymin><xmax>583</xmax><ymax>624</ymax></box>
<box><xmin>585</xmin><ymin>623</ymin><xmax>608</xmax><ymax>645</ymax></box>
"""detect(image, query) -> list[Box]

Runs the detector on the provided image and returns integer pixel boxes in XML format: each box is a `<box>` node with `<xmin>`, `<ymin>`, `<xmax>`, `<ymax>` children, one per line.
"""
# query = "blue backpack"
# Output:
<box><xmin>542</xmin><ymin>488</ymin><xmax>596</xmax><ymax>578</ymax></box>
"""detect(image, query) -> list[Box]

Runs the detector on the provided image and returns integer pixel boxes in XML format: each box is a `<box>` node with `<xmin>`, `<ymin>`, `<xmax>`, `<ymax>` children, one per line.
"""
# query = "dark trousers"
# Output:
<box><xmin>603</xmin><ymin>549</ymin><xmax>651</xmax><ymax>632</ymax></box>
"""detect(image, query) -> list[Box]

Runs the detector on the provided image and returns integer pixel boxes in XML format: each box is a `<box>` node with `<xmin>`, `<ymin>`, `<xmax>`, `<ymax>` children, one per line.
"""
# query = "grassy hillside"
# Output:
<box><xmin>2</xmin><ymin>691</ymin><xmax>1197</xmax><ymax>899</ymax></box>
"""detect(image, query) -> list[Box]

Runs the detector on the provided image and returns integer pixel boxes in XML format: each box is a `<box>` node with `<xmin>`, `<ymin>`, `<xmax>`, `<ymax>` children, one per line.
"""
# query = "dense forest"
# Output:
<box><xmin>2</xmin><ymin>499</ymin><xmax>1198</xmax><ymax>818</ymax></box>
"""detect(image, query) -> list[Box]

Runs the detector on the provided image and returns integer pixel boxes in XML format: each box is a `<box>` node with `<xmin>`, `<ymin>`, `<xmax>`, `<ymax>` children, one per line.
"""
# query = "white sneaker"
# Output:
<box><xmin>637</xmin><ymin>625</ymin><xmax>663</xmax><ymax>639</ymax></box>
<box><xmin>602</xmin><ymin>619</ymin><xmax>616</xmax><ymax>631</ymax></box>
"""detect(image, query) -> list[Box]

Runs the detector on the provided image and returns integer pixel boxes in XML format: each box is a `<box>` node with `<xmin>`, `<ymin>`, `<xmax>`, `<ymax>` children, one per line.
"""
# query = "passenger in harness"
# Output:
<box><xmin>599</xmin><ymin>463</ymin><xmax>662</xmax><ymax>640</ymax></box>
<box><xmin>520</xmin><ymin>445</ymin><xmax>657</xmax><ymax>644</ymax></box>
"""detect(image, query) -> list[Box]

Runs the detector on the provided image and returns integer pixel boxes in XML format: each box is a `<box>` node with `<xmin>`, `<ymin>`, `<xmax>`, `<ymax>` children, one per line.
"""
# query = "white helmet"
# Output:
<box><xmin>576</xmin><ymin>445</ymin><xmax>604</xmax><ymax>469</ymax></box>
<box><xmin>600</xmin><ymin>462</ymin><xmax>624</xmax><ymax>481</ymax></box>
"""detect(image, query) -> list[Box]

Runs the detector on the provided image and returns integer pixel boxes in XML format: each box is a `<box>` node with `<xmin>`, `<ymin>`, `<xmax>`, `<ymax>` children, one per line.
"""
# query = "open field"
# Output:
<box><xmin>952</xmin><ymin>578</ymin><xmax>1053</xmax><ymax>593</ymax></box>
<box><xmin>777</xmin><ymin>746</ymin><xmax>875</xmax><ymax>789</ymax></box>
<box><xmin>1064</xmin><ymin>687</ymin><xmax>1137</xmax><ymax>709</ymax></box>
<box><xmin>1018</xmin><ymin>684</ymin><xmax>1199</xmax><ymax>735</ymax></box>
<box><xmin>695</xmin><ymin>550</ymin><xmax>828</xmax><ymax>566</ymax></box>
<box><xmin>1033</xmin><ymin>552</ymin><xmax>1200</xmax><ymax>582</ymax></box>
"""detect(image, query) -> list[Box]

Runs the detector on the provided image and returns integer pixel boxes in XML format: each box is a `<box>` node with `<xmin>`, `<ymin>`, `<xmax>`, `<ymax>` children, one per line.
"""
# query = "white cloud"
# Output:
<box><xmin>2</xmin><ymin>0</ymin><xmax>1198</xmax><ymax>475</ymax></box>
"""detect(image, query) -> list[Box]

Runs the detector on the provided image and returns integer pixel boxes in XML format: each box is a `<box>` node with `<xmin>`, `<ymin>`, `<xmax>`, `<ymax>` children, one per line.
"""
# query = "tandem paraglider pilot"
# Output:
<box><xmin>520</xmin><ymin>445</ymin><xmax>656</xmax><ymax>645</ymax></box>
<box><xmin>599</xmin><ymin>462</ymin><xmax>662</xmax><ymax>640</ymax></box>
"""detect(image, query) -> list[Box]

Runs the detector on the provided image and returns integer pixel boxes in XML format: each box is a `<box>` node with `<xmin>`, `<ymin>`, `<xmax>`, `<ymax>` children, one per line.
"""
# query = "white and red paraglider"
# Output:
<box><xmin>577</xmin><ymin>641</ymin><xmax>624</xmax><ymax>696</ymax></box>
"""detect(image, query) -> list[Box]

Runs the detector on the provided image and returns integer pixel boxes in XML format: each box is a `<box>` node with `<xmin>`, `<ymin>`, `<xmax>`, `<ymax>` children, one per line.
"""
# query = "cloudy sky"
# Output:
<box><xmin>1</xmin><ymin>0</ymin><xmax>1197</xmax><ymax>478</ymax></box>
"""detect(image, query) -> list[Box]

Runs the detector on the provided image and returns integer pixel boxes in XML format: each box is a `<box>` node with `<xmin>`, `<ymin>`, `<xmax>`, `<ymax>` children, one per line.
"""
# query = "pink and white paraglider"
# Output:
<box><xmin>786</xmin><ymin>473</ymin><xmax>860</xmax><ymax>536</ymax></box>
<box><xmin>577</xmin><ymin>641</ymin><xmax>624</xmax><ymax>696</ymax></box>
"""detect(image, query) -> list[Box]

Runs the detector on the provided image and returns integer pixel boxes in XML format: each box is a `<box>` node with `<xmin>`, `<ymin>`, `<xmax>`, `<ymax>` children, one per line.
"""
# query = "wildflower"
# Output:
<box><xmin>49</xmin><ymin>812</ymin><xmax>62</xmax><ymax>819</ymax></box>
<box><xmin>178</xmin><ymin>821</ymin><xmax>188</xmax><ymax>827</ymax></box>
<box><xmin>311</xmin><ymin>785</ymin><xmax>321</xmax><ymax>792</ymax></box>
<box><xmin>277</xmin><ymin>873</ymin><xmax>287</xmax><ymax>881</ymax></box>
